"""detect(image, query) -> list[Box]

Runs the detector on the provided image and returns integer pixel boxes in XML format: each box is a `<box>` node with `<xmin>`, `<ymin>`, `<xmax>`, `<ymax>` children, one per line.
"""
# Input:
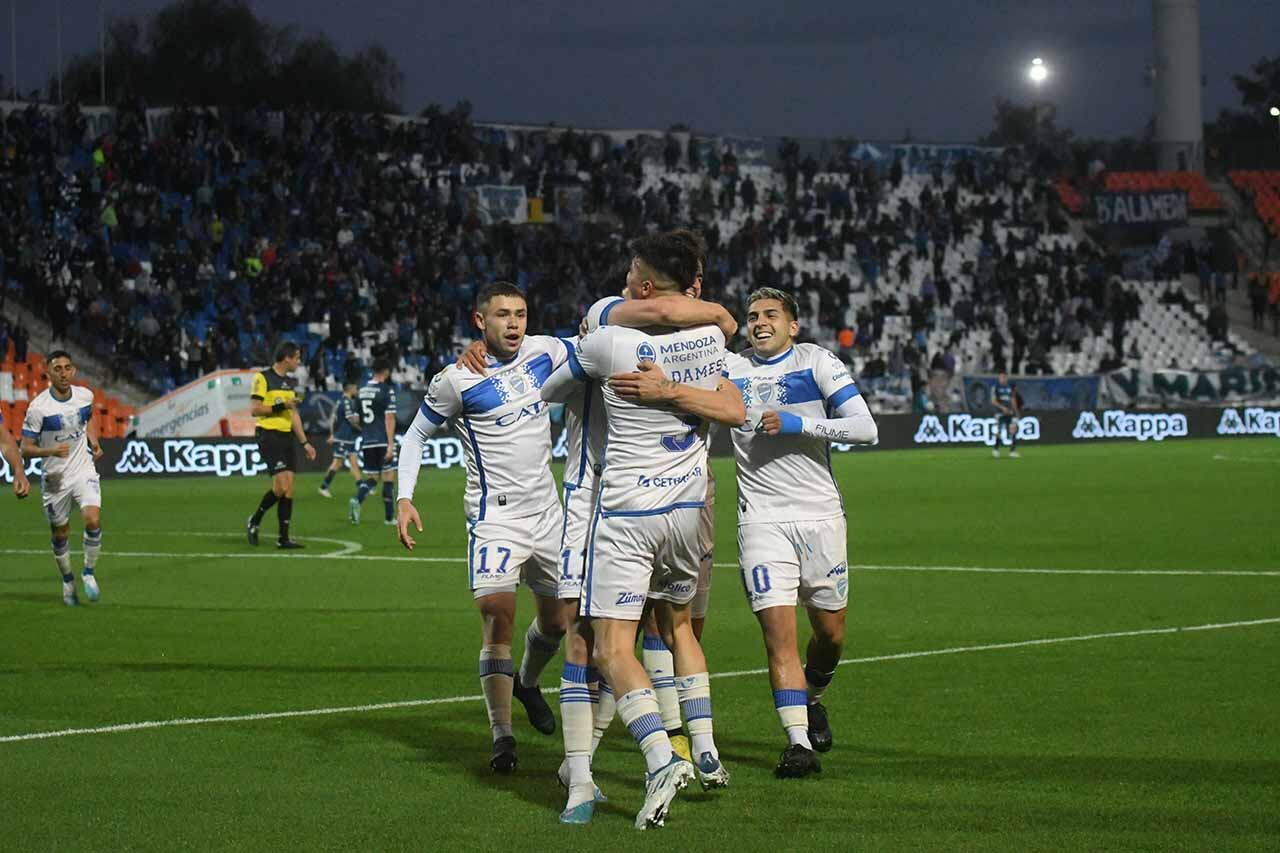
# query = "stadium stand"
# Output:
<box><xmin>1228</xmin><ymin>170</ymin><xmax>1280</xmax><ymax>238</ymax></box>
<box><xmin>0</xmin><ymin>99</ymin><xmax>1265</xmax><ymax>415</ymax></box>
<box><xmin>0</xmin><ymin>340</ymin><xmax>136</xmax><ymax>439</ymax></box>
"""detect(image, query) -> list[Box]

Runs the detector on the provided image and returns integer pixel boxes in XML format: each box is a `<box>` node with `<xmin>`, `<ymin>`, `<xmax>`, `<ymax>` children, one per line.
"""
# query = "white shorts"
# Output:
<box><xmin>582</xmin><ymin>506</ymin><xmax>701</xmax><ymax>621</ymax></box>
<box><xmin>690</xmin><ymin>474</ymin><xmax>716</xmax><ymax>620</ymax></box>
<box><xmin>467</xmin><ymin>504</ymin><xmax>563</xmax><ymax>600</ymax></box>
<box><xmin>557</xmin><ymin>483</ymin><xmax>597</xmax><ymax>600</ymax></box>
<box><xmin>42</xmin><ymin>475</ymin><xmax>102</xmax><ymax>527</ymax></box>
<box><xmin>737</xmin><ymin>516</ymin><xmax>848</xmax><ymax>613</ymax></box>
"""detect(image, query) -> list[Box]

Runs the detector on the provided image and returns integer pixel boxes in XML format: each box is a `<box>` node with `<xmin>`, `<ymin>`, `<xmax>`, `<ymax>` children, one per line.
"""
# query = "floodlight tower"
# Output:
<box><xmin>1152</xmin><ymin>0</ymin><xmax>1203</xmax><ymax>172</ymax></box>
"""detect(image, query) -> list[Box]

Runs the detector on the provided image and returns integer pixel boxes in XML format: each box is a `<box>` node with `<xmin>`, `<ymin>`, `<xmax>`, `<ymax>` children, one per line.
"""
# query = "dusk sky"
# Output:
<box><xmin>5</xmin><ymin>1</ymin><xmax>1279</xmax><ymax>141</ymax></box>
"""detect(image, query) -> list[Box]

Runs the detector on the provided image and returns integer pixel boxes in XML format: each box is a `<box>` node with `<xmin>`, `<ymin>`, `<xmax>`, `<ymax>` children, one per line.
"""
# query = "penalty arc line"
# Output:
<box><xmin>0</xmin><ymin>549</ymin><xmax>1276</xmax><ymax>576</ymax></box>
<box><xmin>2</xmin><ymin>616</ymin><xmax>1277</xmax><ymax>744</ymax></box>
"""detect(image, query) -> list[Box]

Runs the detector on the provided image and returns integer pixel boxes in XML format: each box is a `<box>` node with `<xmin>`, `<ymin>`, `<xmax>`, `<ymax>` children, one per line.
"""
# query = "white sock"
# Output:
<box><xmin>591</xmin><ymin>678</ymin><xmax>615</xmax><ymax>754</ymax></box>
<box><xmin>676</xmin><ymin>672</ymin><xmax>717</xmax><ymax>760</ymax></box>
<box><xmin>617</xmin><ymin>688</ymin><xmax>673</xmax><ymax>774</ymax></box>
<box><xmin>52</xmin><ymin>537</ymin><xmax>72</xmax><ymax>578</ymax></box>
<box><xmin>518</xmin><ymin>619</ymin><xmax>562</xmax><ymax>688</ymax></box>
<box><xmin>774</xmin><ymin>689</ymin><xmax>813</xmax><ymax>748</ymax></box>
<box><xmin>642</xmin><ymin>634</ymin><xmax>682</xmax><ymax>734</ymax></box>
<box><xmin>559</xmin><ymin>662</ymin><xmax>595</xmax><ymax>807</ymax></box>
<box><xmin>479</xmin><ymin>644</ymin><xmax>514</xmax><ymax>740</ymax></box>
<box><xmin>83</xmin><ymin>528</ymin><xmax>102</xmax><ymax>571</ymax></box>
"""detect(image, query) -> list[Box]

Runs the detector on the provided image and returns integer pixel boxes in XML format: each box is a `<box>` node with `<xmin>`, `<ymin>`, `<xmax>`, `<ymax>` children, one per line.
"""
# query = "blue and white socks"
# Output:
<box><xmin>479</xmin><ymin>644</ymin><xmax>514</xmax><ymax>740</ymax></box>
<box><xmin>559</xmin><ymin>662</ymin><xmax>596</xmax><ymax>807</ymax></box>
<box><xmin>53</xmin><ymin>537</ymin><xmax>74</xmax><ymax>602</ymax></box>
<box><xmin>774</xmin><ymin>688</ymin><xmax>812</xmax><ymax>748</ymax></box>
<box><xmin>518</xmin><ymin>620</ymin><xmax>562</xmax><ymax>689</ymax></box>
<box><xmin>676</xmin><ymin>672</ymin><xmax>718</xmax><ymax>760</ymax></box>
<box><xmin>642</xmin><ymin>634</ymin><xmax>682</xmax><ymax>736</ymax></box>
<box><xmin>617</xmin><ymin>688</ymin><xmax>673</xmax><ymax>774</ymax></box>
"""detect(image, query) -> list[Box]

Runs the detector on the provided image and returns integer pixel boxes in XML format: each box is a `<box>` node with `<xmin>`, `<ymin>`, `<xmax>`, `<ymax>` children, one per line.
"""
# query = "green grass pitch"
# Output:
<box><xmin>2</xmin><ymin>438</ymin><xmax>1278</xmax><ymax>851</ymax></box>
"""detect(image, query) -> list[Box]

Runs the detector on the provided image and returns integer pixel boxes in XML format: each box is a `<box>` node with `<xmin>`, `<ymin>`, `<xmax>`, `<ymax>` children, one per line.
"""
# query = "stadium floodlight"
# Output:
<box><xmin>1271</xmin><ymin>106</ymin><xmax>1280</xmax><ymax>117</ymax></box>
<box><xmin>1028</xmin><ymin>57</ymin><xmax>1049</xmax><ymax>86</ymax></box>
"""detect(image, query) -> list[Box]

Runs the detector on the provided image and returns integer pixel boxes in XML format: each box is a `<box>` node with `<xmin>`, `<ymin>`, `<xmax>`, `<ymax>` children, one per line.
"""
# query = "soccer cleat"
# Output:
<box><xmin>348</xmin><ymin>497</ymin><xmax>360</xmax><ymax>524</ymax></box>
<box><xmin>693</xmin><ymin>751</ymin><xmax>730</xmax><ymax>790</ymax></box>
<box><xmin>62</xmin><ymin>586</ymin><xmax>79</xmax><ymax>607</ymax></box>
<box><xmin>557</xmin><ymin>758</ymin><xmax>607</xmax><ymax>803</ymax></box>
<box><xmin>559</xmin><ymin>801</ymin><xmax>594</xmax><ymax>825</ymax></box>
<box><xmin>277</xmin><ymin>540</ymin><xmax>306</xmax><ymax>550</ymax></box>
<box><xmin>991</xmin><ymin>449</ymin><xmax>1000</xmax><ymax>458</ymax></box>
<box><xmin>634</xmin><ymin>754</ymin><xmax>695</xmax><ymax>830</ymax></box>
<box><xmin>1009</xmin><ymin>450</ymin><xmax>1021</xmax><ymax>459</ymax></box>
<box><xmin>246</xmin><ymin>518</ymin><xmax>260</xmax><ymax>546</ymax></box>
<box><xmin>512</xmin><ymin>681</ymin><xmax>556</xmax><ymax>735</ymax></box>
<box><xmin>774</xmin><ymin>743</ymin><xmax>822</xmax><ymax>778</ymax></box>
<box><xmin>318</xmin><ymin>486</ymin><xmax>332</xmax><ymax>498</ymax></box>
<box><xmin>490</xmin><ymin>735</ymin><xmax>518</xmax><ymax>774</ymax></box>
<box><xmin>669</xmin><ymin>733</ymin><xmax>692</xmax><ymax>763</ymax></box>
<box><xmin>808</xmin><ymin>702</ymin><xmax>833</xmax><ymax>753</ymax></box>
<box><xmin>82</xmin><ymin>573</ymin><xmax>100</xmax><ymax>603</ymax></box>
<box><xmin>383</xmin><ymin>518</ymin><xmax>397</xmax><ymax>526</ymax></box>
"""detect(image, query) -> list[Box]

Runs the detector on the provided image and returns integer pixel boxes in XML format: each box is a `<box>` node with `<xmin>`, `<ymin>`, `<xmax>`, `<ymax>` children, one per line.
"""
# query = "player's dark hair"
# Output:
<box><xmin>629</xmin><ymin>232</ymin><xmax>697</xmax><ymax>293</ymax></box>
<box><xmin>46</xmin><ymin>349</ymin><xmax>73</xmax><ymax>364</ymax></box>
<box><xmin>274</xmin><ymin>341</ymin><xmax>301</xmax><ymax>362</ymax></box>
<box><xmin>372</xmin><ymin>357</ymin><xmax>392</xmax><ymax>375</ymax></box>
<box><xmin>747</xmin><ymin>287</ymin><xmax>800</xmax><ymax>322</ymax></box>
<box><xmin>476</xmin><ymin>281</ymin><xmax>526</xmax><ymax>312</ymax></box>
<box><xmin>669</xmin><ymin>228</ymin><xmax>707</xmax><ymax>280</ymax></box>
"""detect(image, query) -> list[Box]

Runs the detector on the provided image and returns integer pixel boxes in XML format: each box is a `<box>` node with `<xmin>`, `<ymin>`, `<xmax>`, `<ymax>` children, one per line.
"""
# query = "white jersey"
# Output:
<box><xmin>560</xmin><ymin>336</ymin><xmax>607</xmax><ymax>494</ymax></box>
<box><xmin>567</xmin><ymin>321</ymin><xmax>726</xmax><ymax>516</ymax></box>
<box><xmin>23</xmin><ymin>385</ymin><xmax>97</xmax><ymax>493</ymax></box>
<box><xmin>407</xmin><ymin>335</ymin><xmax>569</xmax><ymax>521</ymax></box>
<box><xmin>724</xmin><ymin>343</ymin><xmax>861</xmax><ymax>525</ymax></box>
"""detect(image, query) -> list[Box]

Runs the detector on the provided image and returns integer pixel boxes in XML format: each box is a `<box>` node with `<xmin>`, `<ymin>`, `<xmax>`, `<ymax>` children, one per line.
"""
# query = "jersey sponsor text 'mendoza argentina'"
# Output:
<box><xmin>397</xmin><ymin>336</ymin><xmax>569</xmax><ymax>520</ymax></box>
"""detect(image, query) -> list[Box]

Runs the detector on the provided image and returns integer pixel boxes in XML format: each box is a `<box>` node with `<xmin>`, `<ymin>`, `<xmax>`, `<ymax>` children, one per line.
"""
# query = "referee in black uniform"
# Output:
<box><xmin>246</xmin><ymin>342</ymin><xmax>317</xmax><ymax>548</ymax></box>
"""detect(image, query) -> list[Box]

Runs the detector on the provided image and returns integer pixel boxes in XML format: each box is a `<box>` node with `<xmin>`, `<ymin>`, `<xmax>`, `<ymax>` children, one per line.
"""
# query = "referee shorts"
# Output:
<box><xmin>257</xmin><ymin>428</ymin><xmax>297</xmax><ymax>475</ymax></box>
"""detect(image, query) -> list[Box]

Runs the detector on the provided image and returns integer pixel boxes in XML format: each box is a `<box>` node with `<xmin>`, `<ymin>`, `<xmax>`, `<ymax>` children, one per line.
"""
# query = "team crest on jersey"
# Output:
<box><xmin>636</xmin><ymin>342</ymin><xmax>656</xmax><ymax>364</ymax></box>
<box><xmin>756</xmin><ymin>380</ymin><xmax>775</xmax><ymax>404</ymax></box>
<box><xmin>508</xmin><ymin>371</ymin><xmax>529</xmax><ymax>396</ymax></box>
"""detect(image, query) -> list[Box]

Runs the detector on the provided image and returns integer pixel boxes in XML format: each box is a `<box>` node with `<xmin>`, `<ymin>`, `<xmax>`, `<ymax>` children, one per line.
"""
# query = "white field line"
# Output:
<box><xmin>1212</xmin><ymin>453</ymin><xmax>1280</xmax><ymax>464</ymax></box>
<box><xmin>0</xmin><ymin>548</ymin><xmax>1276</xmax><ymax>577</ymax></box>
<box><xmin>2</xmin><ymin>616</ymin><xmax>1277</xmax><ymax>744</ymax></box>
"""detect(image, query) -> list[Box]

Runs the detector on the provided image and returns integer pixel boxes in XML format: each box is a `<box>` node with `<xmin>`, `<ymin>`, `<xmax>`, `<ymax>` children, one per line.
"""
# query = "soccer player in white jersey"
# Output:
<box><xmin>540</xmin><ymin>233</ymin><xmax>746</xmax><ymax>829</ymax></box>
<box><xmin>20</xmin><ymin>351</ymin><xmax>105</xmax><ymax>606</ymax></box>
<box><xmin>1</xmin><ymin>409</ymin><xmax>32</xmax><ymax>499</ymax></box>
<box><xmin>396</xmin><ymin>282</ymin><xmax>572</xmax><ymax>774</ymax></box>
<box><xmin>724</xmin><ymin>288</ymin><xmax>878</xmax><ymax>777</ymax></box>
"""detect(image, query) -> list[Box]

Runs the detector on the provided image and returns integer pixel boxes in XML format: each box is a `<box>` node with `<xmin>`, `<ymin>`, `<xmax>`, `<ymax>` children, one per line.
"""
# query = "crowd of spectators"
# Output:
<box><xmin>1</xmin><ymin>97</ymin><xmax>1267</xmax><ymax>410</ymax></box>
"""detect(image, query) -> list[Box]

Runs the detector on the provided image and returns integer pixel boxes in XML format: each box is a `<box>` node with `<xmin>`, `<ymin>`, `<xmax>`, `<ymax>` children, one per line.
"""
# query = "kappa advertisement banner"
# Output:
<box><xmin>3</xmin><ymin>407</ymin><xmax>1276</xmax><ymax>483</ymax></box>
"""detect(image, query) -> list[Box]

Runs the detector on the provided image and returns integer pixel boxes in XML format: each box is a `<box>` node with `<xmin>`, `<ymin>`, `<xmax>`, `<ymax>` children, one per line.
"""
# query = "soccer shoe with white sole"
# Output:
<box><xmin>991</xmin><ymin>449</ymin><xmax>1000</xmax><ymax>458</ymax></box>
<box><xmin>62</xmin><ymin>585</ymin><xmax>79</xmax><ymax>607</ymax></box>
<box><xmin>634</xmin><ymin>754</ymin><xmax>695</xmax><ymax>830</ymax></box>
<box><xmin>1009</xmin><ymin>450</ymin><xmax>1021</xmax><ymax>458</ymax></box>
<box><xmin>82</xmin><ymin>572</ymin><xmax>100</xmax><ymax>602</ymax></box>
<box><xmin>512</xmin><ymin>681</ymin><xmax>556</xmax><ymax>735</ymax></box>
<box><xmin>693</xmin><ymin>751</ymin><xmax>730</xmax><ymax>790</ymax></box>
<box><xmin>808</xmin><ymin>702</ymin><xmax>833</xmax><ymax>753</ymax></box>
<box><xmin>774</xmin><ymin>743</ymin><xmax>822</xmax><ymax>778</ymax></box>
<box><xmin>669</xmin><ymin>733</ymin><xmax>692</xmax><ymax>763</ymax></box>
<box><xmin>559</xmin><ymin>800</ymin><xmax>594</xmax><ymax>825</ymax></box>
<box><xmin>277</xmin><ymin>540</ymin><xmax>306</xmax><ymax>550</ymax></box>
<box><xmin>246</xmin><ymin>518</ymin><xmax>260</xmax><ymax>546</ymax></box>
<box><xmin>490</xmin><ymin>735</ymin><xmax>518</xmax><ymax>774</ymax></box>
<box><xmin>557</xmin><ymin>758</ymin><xmax>607</xmax><ymax>803</ymax></box>
<box><xmin>348</xmin><ymin>497</ymin><xmax>361</xmax><ymax>524</ymax></box>
<box><xmin>383</xmin><ymin>518</ymin><xmax>397</xmax><ymax>526</ymax></box>
<box><xmin>318</xmin><ymin>485</ymin><xmax>332</xmax><ymax>498</ymax></box>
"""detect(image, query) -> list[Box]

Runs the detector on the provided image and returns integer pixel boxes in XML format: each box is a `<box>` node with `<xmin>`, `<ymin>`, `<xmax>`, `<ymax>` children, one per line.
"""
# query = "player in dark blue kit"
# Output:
<box><xmin>319</xmin><ymin>382</ymin><xmax>363</xmax><ymax>498</ymax></box>
<box><xmin>349</xmin><ymin>359</ymin><xmax>398</xmax><ymax>524</ymax></box>
<box><xmin>991</xmin><ymin>370</ymin><xmax>1021</xmax><ymax>458</ymax></box>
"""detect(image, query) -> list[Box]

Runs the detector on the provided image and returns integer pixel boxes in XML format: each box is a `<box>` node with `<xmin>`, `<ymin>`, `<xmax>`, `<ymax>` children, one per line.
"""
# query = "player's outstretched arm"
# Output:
<box><xmin>603</xmin><ymin>296</ymin><xmax>737</xmax><ymax>339</ymax></box>
<box><xmin>610</xmin><ymin>362</ymin><xmax>746</xmax><ymax>426</ymax></box>
<box><xmin>540</xmin><ymin>360</ymin><xmax>585</xmax><ymax>404</ymax></box>
<box><xmin>759</xmin><ymin>393</ymin><xmax>878</xmax><ymax>444</ymax></box>
<box><xmin>1</xmin><ymin>425</ymin><xmax>30</xmax><ymax>498</ymax></box>
<box><xmin>395</xmin><ymin>404</ymin><xmax>449</xmax><ymax>550</ymax></box>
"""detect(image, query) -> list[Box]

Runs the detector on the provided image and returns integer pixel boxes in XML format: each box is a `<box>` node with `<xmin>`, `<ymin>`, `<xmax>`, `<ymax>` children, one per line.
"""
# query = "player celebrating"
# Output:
<box><xmin>719</xmin><ymin>288</ymin><xmax>877</xmax><ymax>778</ymax></box>
<box><xmin>541</xmin><ymin>234</ymin><xmax>746</xmax><ymax>829</ymax></box>
<box><xmin>246</xmin><ymin>342</ymin><xmax>317</xmax><ymax>549</ymax></box>
<box><xmin>1</xmin><ymin>409</ymin><xmax>32</xmax><ymax>498</ymax></box>
<box><xmin>397</xmin><ymin>282</ymin><xmax>572</xmax><ymax>774</ymax></box>
<box><xmin>20</xmin><ymin>351</ymin><xmax>104</xmax><ymax>605</ymax></box>
<box><xmin>991</xmin><ymin>370</ymin><xmax>1021</xmax><ymax>458</ymax></box>
<box><xmin>349</xmin><ymin>359</ymin><xmax>398</xmax><ymax>525</ymax></box>
<box><xmin>318</xmin><ymin>381</ymin><xmax>363</xmax><ymax>498</ymax></box>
